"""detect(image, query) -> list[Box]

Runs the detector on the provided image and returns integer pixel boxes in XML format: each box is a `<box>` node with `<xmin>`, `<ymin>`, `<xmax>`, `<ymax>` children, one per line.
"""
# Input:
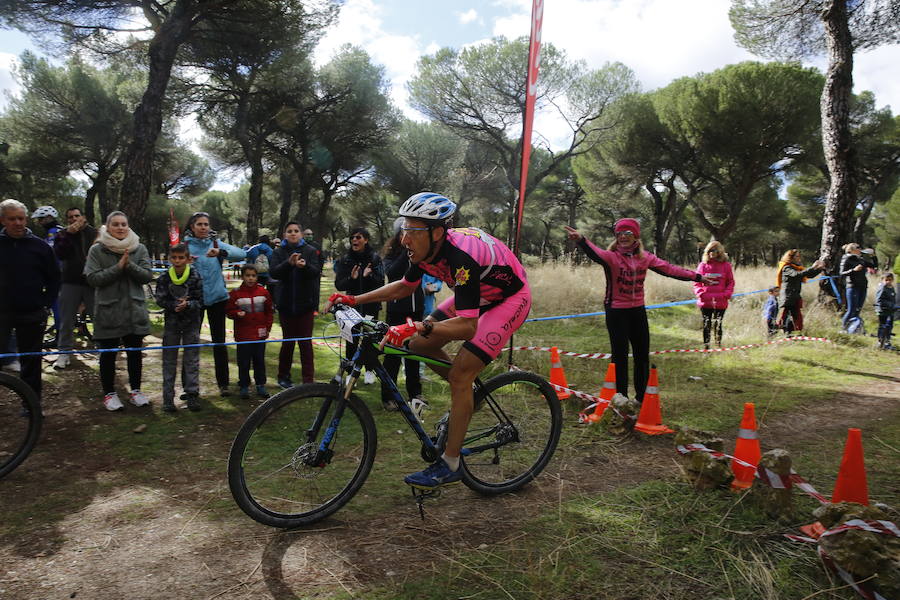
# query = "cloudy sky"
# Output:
<box><xmin>2</xmin><ymin>0</ymin><xmax>898</xmax><ymax>164</ymax></box>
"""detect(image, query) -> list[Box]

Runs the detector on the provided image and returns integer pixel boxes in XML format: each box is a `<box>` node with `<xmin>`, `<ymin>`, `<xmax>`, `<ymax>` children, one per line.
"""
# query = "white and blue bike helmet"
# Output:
<box><xmin>398</xmin><ymin>192</ymin><xmax>456</xmax><ymax>225</ymax></box>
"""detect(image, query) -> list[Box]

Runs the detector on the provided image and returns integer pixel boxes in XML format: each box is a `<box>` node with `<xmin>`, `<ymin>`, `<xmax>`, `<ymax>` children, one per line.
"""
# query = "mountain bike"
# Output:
<box><xmin>227</xmin><ymin>304</ymin><xmax>562</xmax><ymax>528</ymax></box>
<box><xmin>0</xmin><ymin>371</ymin><xmax>43</xmax><ymax>479</ymax></box>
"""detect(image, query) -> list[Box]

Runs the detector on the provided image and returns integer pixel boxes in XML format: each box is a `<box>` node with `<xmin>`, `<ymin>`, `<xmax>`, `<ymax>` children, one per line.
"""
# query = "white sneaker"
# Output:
<box><xmin>104</xmin><ymin>392</ymin><xmax>124</xmax><ymax>411</ymax></box>
<box><xmin>53</xmin><ymin>354</ymin><xmax>70</xmax><ymax>370</ymax></box>
<box><xmin>411</xmin><ymin>396</ymin><xmax>429</xmax><ymax>419</ymax></box>
<box><xmin>129</xmin><ymin>389</ymin><xmax>150</xmax><ymax>407</ymax></box>
<box><xmin>364</xmin><ymin>370</ymin><xmax>375</xmax><ymax>385</ymax></box>
<box><xmin>1</xmin><ymin>359</ymin><xmax>21</xmax><ymax>373</ymax></box>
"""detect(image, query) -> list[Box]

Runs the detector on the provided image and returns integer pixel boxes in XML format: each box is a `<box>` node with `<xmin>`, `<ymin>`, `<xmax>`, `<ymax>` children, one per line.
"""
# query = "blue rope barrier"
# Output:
<box><xmin>0</xmin><ymin>275</ymin><xmax>838</xmax><ymax>359</ymax></box>
<box><xmin>0</xmin><ymin>334</ymin><xmax>343</xmax><ymax>360</ymax></box>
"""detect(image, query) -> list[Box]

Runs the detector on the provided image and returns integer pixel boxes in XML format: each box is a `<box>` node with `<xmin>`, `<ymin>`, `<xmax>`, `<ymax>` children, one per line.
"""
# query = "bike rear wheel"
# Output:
<box><xmin>227</xmin><ymin>383</ymin><xmax>377</xmax><ymax>528</ymax></box>
<box><xmin>461</xmin><ymin>370</ymin><xmax>562</xmax><ymax>495</ymax></box>
<box><xmin>0</xmin><ymin>372</ymin><xmax>42</xmax><ymax>479</ymax></box>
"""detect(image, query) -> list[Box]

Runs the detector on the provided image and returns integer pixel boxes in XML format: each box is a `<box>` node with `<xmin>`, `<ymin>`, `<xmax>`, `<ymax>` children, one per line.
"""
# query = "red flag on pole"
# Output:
<box><xmin>168</xmin><ymin>208</ymin><xmax>180</xmax><ymax>246</ymax></box>
<box><xmin>513</xmin><ymin>0</ymin><xmax>544</xmax><ymax>255</ymax></box>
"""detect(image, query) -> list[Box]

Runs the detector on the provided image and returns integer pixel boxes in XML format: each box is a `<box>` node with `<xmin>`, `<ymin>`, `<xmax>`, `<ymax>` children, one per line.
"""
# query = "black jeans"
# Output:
<box><xmin>605</xmin><ymin>306</ymin><xmax>650</xmax><ymax>402</ymax></box>
<box><xmin>205</xmin><ymin>300</ymin><xmax>230</xmax><ymax>388</ymax></box>
<box><xmin>0</xmin><ymin>309</ymin><xmax>47</xmax><ymax>399</ymax></box>
<box><xmin>701</xmin><ymin>308</ymin><xmax>726</xmax><ymax>347</ymax></box>
<box><xmin>236</xmin><ymin>341</ymin><xmax>267</xmax><ymax>388</ymax></box>
<box><xmin>96</xmin><ymin>334</ymin><xmax>144</xmax><ymax>394</ymax></box>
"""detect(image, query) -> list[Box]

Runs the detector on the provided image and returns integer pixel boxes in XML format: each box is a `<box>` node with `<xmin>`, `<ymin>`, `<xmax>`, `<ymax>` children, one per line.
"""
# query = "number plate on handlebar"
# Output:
<box><xmin>335</xmin><ymin>307</ymin><xmax>365</xmax><ymax>342</ymax></box>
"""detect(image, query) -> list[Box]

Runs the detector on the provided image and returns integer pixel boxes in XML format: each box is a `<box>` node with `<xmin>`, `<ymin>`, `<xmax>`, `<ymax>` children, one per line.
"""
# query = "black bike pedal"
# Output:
<box><xmin>409</xmin><ymin>486</ymin><xmax>441</xmax><ymax>521</ymax></box>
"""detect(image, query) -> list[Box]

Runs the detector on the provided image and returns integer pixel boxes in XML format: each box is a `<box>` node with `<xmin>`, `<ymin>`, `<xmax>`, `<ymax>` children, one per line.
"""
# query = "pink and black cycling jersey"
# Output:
<box><xmin>402</xmin><ymin>228</ymin><xmax>529</xmax><ymax>318</ymax></box>
<box><xmin>577</xmin><ymin>237</ymin><xmax>701</xmax><ymax>309</ymax></box>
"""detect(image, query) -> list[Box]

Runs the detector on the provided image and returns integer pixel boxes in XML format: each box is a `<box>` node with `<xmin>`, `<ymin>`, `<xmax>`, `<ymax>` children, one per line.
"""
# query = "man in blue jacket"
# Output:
<box><xmin>0</xmin><ymin>199</ymin><xmax>61</xmax><ymax>403</ymax></box>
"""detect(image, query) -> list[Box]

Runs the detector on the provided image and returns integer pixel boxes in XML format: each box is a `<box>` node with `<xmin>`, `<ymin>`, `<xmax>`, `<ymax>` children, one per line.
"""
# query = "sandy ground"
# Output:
<box><xmin>1</xmin><ymin>350</ymin><xmax>897</xmax><ymax>600</ymax></box>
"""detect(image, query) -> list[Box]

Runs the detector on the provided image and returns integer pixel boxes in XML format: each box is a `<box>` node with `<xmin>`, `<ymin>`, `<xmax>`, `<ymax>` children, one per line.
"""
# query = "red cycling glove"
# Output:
<box><xmin>385</xmin><ymin>317</ymin><xmax>418</xmax><ymax>346</ymax></box>
<box><xmin>328</xmin><ymin>293</ymin><xmax>357</xmax><ymax>307</ymax></box>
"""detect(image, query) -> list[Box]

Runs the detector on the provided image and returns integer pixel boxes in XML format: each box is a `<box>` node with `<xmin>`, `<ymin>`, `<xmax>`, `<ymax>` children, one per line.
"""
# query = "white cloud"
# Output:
<box><xmin>458</xmin><ymin>9</ymin><xmax>479</xmax><ymax>25</ymax></box>
<box><xmin>488</xmin><ymin>0</ymin><xmax>900</xmax><ymax>147</ymax></box>
<box><xmin>853</xmin><ymin>45</ymin><xmax>900</xmax><ymax>113</ymax></box>
<box><xmin>315</xmin><ymin>0</ymin><xmax>424</xmax><ymax>119</ymax></box>
<box><xmin>493</xmin><ymin>0</ymin><xmax>757</xmax><ymax>92</ymax></box>
<box><xmin>0</xmin><ymin>53</ymin><xmax>20</xmax><ymax>110</ymax></box>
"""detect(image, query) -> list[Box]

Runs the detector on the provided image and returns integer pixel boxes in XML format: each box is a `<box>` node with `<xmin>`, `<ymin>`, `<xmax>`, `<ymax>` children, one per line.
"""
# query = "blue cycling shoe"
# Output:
<box><xmin>404</xmin><ymin>459</ymin><xmax>462</xmax><ymax>489</ymax></box>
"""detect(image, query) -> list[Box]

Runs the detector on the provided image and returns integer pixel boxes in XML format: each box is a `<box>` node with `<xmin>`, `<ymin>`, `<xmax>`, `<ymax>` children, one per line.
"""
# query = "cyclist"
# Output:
<box><xmin>327</xmin><ymin>192</ymin><xmax>531</xmax><ymax>489</ymax></box>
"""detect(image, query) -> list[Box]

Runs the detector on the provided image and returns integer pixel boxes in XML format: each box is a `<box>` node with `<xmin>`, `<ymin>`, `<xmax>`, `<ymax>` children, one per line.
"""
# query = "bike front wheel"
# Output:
<box><xmin>227</xmin><ymin>383</ymin><xmax>377</xmax><ymax>528</ymax></box>
<box><xmin>0</xmin><ymin>371</ymin><xmax>42</xmax><ymax>479</ymax></box>
<box><xmin>461</xmin><ymin>370</ymin><xmax>562</xmax><ymax>495</ymax></box>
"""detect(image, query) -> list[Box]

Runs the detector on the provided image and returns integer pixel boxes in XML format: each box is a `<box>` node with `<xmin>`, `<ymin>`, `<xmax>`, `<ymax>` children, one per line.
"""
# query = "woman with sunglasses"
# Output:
<box><xmin>693</xmin><ymin>240</ymin><xmax>735</xmax><ymax>349</ymax></box>
<box><xmin>334</xmin><ymin>227</ymin><xmax>384</xmax><ymax>382</ymax></box>
<box><xmin>183</xmin><ymin>212</ymin><xmax>246</xmax><ymax>396</ymax></box>
<box><xmin>565</xmin><ymin>219</ymin><xmax>716</xmax><ymax>404</ymax></box>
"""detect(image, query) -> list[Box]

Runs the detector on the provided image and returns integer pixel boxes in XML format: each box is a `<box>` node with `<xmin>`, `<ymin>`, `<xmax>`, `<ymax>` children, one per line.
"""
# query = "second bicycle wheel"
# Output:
<box><xmin>228</xmin><ymin>383</ymin><xmax>377</xmax><ymax>528</ymax></box>
<box><xmin>461</xmin><ymin>370</ymin><xmax>562</xmax><ymax>495</ymax></box>
<box><xmin>0</xmin><ymin>371</ymin><xmax>42</xmax><ymax>479</ymax></box>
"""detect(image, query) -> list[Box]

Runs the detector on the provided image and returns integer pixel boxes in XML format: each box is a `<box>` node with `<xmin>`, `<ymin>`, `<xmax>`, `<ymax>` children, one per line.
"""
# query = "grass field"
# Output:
<box><xmin>0</xmin><ymin>262</ymin><xmax>897</xmax><ymax>600</ymax></box>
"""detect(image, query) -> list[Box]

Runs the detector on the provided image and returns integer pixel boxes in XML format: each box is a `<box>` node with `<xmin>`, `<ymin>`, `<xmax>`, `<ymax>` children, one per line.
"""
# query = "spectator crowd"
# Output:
<box><xmin>1</xmin><ymin>197</ymin><xmax>897</xmax><ymax>418</ymax></box>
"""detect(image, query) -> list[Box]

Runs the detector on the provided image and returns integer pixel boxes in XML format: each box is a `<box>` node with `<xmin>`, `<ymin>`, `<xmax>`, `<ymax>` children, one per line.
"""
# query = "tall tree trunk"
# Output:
<box><xmin>278</xmin><ymin>168</ymin><xmax>294</xmax><ymax>230</ymax></box>
<box><xmin>118</xmin><ymin>1</ymin><xmax>194</xmax><ymax>228</ymax></box>
<box><xmin>244</xmin><ymin>149</ymin><xmax>264</xmax><ymax>243</ymax></box>
<box><xmin>84</xmin><ymin>183</ymin><xmax>97</xmax><ymax>225</ymax></box>
<box><xmin>818</xmin><ymin>0</ymin><xmax>858</xmax><ymax>270</ymax></box>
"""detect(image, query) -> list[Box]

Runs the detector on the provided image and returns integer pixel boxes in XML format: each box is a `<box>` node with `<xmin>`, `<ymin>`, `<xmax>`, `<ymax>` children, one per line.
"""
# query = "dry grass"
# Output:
<box><xmin>525</xmin><ymin>261</ymin><xmax>864</xmax><ymax>338</ymax></box>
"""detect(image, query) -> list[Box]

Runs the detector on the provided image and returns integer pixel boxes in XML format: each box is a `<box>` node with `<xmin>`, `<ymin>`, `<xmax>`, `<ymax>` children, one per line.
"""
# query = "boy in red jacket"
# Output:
<box><xmin>227</xmin><ymin>265</ymin><xmax>274</xmax><ymax>399</ymax></box>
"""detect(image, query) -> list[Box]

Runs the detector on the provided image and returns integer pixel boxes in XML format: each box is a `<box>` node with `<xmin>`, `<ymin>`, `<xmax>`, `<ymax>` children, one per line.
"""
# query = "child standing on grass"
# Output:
<box><xmin>875</xmin><ymin>273</ymin><xmax>896</xmax><ymax>350</ymax></box>
<box><xmin>693</xmin><ymin>240</ymin><xmax>735</xmax><ymax>349</ymax></box>
<box><xmin>762</xmin><ymin>286</ymin><xmax>779</xmax><ymax>337</ymax></box>
<box><xmin>227</xmin><ymin>265</ymin><xmax>274</xmax><ymax>399</ymax></box>
<box><xmin>154</xmin><ymin>244</ymin><xmax>204</xmax><ymax>412</ymax></box>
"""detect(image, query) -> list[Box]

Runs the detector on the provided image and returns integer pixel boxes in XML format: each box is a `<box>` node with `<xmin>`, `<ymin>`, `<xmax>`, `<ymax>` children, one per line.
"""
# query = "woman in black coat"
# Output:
<box><xmin>838</xmin><ymin>243</ymin><xmax>874</xmax><ymax>333</ymax></box>
<box><xmin>270</xmin><ymin>222</ymin><xmax>321</xmax><ymax>387</ymax></box>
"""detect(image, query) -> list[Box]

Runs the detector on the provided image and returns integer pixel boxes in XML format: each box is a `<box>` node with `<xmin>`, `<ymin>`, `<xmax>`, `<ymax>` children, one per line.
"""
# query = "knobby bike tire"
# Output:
<box><xmin>227</xmin><ymin>383</ymin><xmax>377</xmax><ymax>528</ymax></box>
<box><xmin>0</xmin><ymin>372</ymin><xmax>42</xmax><ymax>479</ymax></box>
<box><xmin>460</xmin><ymin>370</ymin><xmax>562</xmax><ymax>495</ymax></box>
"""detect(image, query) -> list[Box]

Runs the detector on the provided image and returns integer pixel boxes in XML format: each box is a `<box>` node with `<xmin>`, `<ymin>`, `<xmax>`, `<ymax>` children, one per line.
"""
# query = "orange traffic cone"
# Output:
<box><xmin>634</xmin><ymin>366</ymin><xmax>673</xmax><ymax>435</ymax></box>
<box><xmin>731</xmin><ymin>402</ymin><xmax>762</xmax><ymax>490</ymax></box>
<box><xmin>586</xmin><ymin>362</ymin><xmax>617</xmax><ymax>423</ymax></box>
<box><xmin>832</xmin><ymin>428</ymin><xmax>869</xmax><ymax>505</ymax></box>
<box><xmin>548</xmin><ymin>346</ymin><xmax>571</xmax><ymax>400</ymax></box>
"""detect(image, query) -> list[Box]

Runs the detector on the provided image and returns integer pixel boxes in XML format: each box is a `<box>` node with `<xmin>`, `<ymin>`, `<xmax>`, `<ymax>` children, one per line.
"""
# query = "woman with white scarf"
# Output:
<box><xmin>84</xmin><ymin>211</ymin><xmax>153</xmax><ymax>411</ymax></box>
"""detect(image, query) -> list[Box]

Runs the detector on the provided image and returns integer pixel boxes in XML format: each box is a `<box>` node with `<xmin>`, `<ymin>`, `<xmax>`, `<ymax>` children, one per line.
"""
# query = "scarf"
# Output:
<box><xmin>775</xmin><ymin>261</ymin><xmax>806</xmax><ymax>288</ymax></box>
<box><xmin>98</xmin><ymin>225</ymin><xmax>140</xmax><ymax>254</ymax></box>
<box><xmin>169</xmin><ymin>264</ymin><xmax>191</xmax><ymax>285</ymax></box>
<box><xmin>615</xmin><ymin>240</ymin><xmax>640</xmax><ymax>256</ymax></box>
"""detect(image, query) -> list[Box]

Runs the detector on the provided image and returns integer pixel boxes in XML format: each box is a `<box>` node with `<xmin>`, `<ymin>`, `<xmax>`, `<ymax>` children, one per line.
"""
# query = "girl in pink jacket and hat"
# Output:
<box><xmin>565</xmin><ymin>219</ymin><xmax>715</xmax><ymax>402</ymax></box>
<box><xmin>693</xmin><ymin>240</ymin><xmax>735</xmax><ymax>349</ymax></box>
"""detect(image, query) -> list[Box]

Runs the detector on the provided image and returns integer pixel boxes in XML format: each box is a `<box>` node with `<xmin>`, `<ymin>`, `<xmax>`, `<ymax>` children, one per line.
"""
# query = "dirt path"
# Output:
<box><xmin>1</xmin><ymin>360</ymin><xmax>897</xmax><ymax>600</ymax></box>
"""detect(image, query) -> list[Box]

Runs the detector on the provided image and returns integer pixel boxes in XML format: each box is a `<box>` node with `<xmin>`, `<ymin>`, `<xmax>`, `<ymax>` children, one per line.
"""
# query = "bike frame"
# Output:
<box><xmin>312</xmin><ymin>327</ymin><xmax>494</xmax><ymax>467</ymax></box>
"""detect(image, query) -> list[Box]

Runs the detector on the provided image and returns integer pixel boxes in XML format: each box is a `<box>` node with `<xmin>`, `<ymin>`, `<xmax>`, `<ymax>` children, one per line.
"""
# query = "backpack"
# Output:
<box><xmin>254</xmin><ymin>249</ymin><xmax>270</xmax><ymax>275</ymax></box>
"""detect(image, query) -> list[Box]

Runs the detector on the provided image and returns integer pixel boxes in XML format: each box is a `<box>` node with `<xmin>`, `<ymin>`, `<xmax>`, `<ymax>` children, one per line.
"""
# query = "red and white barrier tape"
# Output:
<box><xmin>818</xmin><ymin>546</ymin><xmax>888</xmax><ymax>600</ymax></box>
<box><xmin>786</xmin><ymin>520</ymin><xmax>898</xmax><ymax>600</ymax></box>
<box><xmin>512</xmin><ymin>336</ymin><xmax>833</xmax><ymax>360</ymax></box>
<box><xmin>509</xmin><ymin>365</ymin><xmax>633</xmax><ymax>424</ymax></box>
<box><xmin>675</xmin><ymin>443</ymin><xmax>828</xmax><ymax>504</ymax></box>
